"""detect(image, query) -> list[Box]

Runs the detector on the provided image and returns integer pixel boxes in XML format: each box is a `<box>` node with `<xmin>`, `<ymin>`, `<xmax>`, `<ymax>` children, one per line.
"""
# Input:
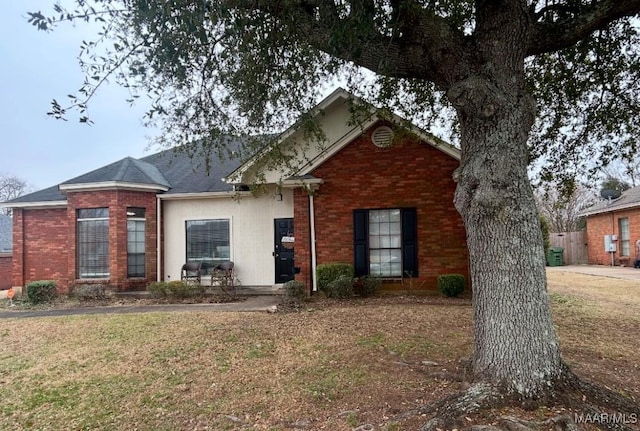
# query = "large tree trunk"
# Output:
<box><xmin>453</xmin><ymin>83</ymin><xmax>564</xmax><ymax>396</ymax></box>
<box><xmin>450</xmin><ymin>2</ymin><xmax>565</xmax><ymax>398</ymax></box>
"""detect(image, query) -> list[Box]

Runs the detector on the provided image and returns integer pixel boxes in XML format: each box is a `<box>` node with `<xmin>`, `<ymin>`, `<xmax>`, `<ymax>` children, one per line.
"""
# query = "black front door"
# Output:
<box><xmin>274</xmin><ymin>218</ymin><xmax>295</xmax><ymax>283</ymax></box>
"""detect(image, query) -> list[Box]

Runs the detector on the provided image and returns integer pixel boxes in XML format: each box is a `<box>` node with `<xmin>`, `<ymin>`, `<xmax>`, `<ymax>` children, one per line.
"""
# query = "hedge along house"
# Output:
<box><xmin>579</xmin><ymin>186</ymin><xmax>640</xmax><ymax>266</ymax></box>
<box><xmin>3</xmin><ymin>88</ymin><xmax>469</xmax><ymax>294</ymax></box>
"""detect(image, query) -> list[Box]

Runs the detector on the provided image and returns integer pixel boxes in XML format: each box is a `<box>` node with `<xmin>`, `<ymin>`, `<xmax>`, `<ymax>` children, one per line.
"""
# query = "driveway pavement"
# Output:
<box><xmin>547</xmin><ymin>264</ymin><xmax>640</xmax><ymax>281</ymax></box>
<box><xmin>0</xmin><ymin>294</ymin><xmax>281</xmax><ymax>319</ymax></box>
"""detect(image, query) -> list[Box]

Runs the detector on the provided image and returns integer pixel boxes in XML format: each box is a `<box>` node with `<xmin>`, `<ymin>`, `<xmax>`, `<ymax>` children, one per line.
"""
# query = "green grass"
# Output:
<box><xmin>1</xmin><ymin>280</ymin><xmax>638</xmax><ymax>430</ymax></box>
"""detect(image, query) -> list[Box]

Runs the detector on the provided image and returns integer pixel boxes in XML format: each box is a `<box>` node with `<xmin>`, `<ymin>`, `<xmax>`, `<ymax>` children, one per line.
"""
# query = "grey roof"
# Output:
<box><xmin>0</xmin><ymin>215</ymin><xmax>11</xmax><ymax>252</ymax></box>
<box><xmin>61</xmin><ymin>157</ymin><xmax>170</xmax><ymax>188</ymax></box>
<box><xmin>140</xmin><ymin>146</ymin><xmax>243</xmax><ymax>195</ymax></box>
<box><xmin>580</xmin><ymin>185</ymin><xmax>640</xmax><ymax>216</ymax></box>
<box><xmin>3</xmin><ymin>138</ymin><xmax>247</xmax><ymax>205</ymax></box>
<box><xmin>6</xmin><ymin>185</ymin><xmax>65</xmax><ymax>204</ymax></box>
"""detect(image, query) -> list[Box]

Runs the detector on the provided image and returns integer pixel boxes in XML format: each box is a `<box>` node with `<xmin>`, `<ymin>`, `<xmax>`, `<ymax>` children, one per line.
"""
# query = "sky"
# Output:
<box><xmin>0</xmin><ymin>1</ymin><xmax>155</xmax><ymax>192</ymax></box>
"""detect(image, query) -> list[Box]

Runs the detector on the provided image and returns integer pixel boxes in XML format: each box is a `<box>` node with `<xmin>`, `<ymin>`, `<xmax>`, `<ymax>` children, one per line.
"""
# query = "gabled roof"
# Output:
<box><xmin>226</xmin><ymin>87</ymin><xmax>460</xmax><ymax>184</ymax></box>
<box><xmin>0</xmin><ymin>214</ymin><xmax>11</xmax><ymax>252</ymax></box>
<box><xmin>1</xmin><ymin>88</ymin><xmax>459</xmax><ymax>208</ymax></box>
<box><xmin>579</xmin><ymin>185</ymin><xmax>640</xmax><ymax>217</ymax></box>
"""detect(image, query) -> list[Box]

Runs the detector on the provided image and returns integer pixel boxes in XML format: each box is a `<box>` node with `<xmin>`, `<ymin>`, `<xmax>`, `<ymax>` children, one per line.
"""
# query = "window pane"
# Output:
<box><xmin>78</xmin><ymin>208</ymin><xmax>109</xmax><ymax>219</ymax></box>
<box><xmin>390</xmin><ymin>222</ymin><xmax>401</xmax><ymax>234</ymax></box>
<box><xmin>370</xmin><ymin>236</ymin><xmax>380</xmax><ymax>248</ymax></box>
<box><xmin>186</xmin><ymin>219</ymin><xmax>231</xmax><ymax>272</ymax></box>
<box><xmin>619</xmin><ymin>218</ymin><xmax>630</xmax><ymax>256</ymax></box>
<box><xmin>127</xmin><ymin>219</ymin><xmax>146</xmax><ymax>277</ymax></box>
<box><xmin>77</xmin><ymin>212</ymin><xmax>110</xmax><ymax>278</ymax></box>
<box><xmin>368</xmin><ymin>209</ymin><xmax>403</xmax><ymax>278</ymax></box>
<box><xmin>127</xmin><ymin>207</ymin><xmax>145</xmax><ymax>218</ymax></box>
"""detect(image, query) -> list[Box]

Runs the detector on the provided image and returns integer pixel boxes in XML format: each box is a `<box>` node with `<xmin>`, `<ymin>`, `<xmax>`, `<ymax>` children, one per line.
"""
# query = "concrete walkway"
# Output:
<box><xmin>547</xmin><ymin>264</ymin><xmax>640</xmax><ymax>281</ymax></box>
<box><xmin>0</xmin><ymin>294</ymin><xmax>281</xmax><ymax>319</ymax></box>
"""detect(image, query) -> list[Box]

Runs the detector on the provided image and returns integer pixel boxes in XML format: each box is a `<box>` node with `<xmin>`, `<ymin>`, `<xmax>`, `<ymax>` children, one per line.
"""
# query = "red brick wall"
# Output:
<box><xmin>12</xmin><ymin>189</ymin><xmax>158</xmax><ymax>294</ymax></box>
<box><xmin>294</xmin><ymin>123</ymin><xmax>469</xmax><ymax>292</ymax></box>
<box><xmin>586</xmin><ymin>209</ymin><xmax>640</xmax><ymax>265</ymax></box>
<box><xmin>0</xmin><ymin>253</ymin><xmax>11</xmax><ymax>290</ymax></box>
<box><xmin>12</xmin><ymin>208</ymin><xmax>69</xmax><ymax>291</ymax></box>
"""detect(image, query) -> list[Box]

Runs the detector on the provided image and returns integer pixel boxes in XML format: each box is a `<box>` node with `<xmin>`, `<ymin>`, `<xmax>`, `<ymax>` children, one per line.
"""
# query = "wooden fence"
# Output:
<box><xmin>550</xmin><ymin>231</ymin><xmax>588</xmax><ymax>265</ymax></box>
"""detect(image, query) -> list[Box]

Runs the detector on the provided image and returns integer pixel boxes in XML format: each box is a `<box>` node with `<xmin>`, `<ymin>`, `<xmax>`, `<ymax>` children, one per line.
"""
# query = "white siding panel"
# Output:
<box><xmin>245</xmin><ymin>101</ymin><xmax>359</xmax><ymax>184</ymax></box>
<box><xmin>163</xmin><ymin>187</ymin><xmax>294</xmax><ymax>286</ymax></box>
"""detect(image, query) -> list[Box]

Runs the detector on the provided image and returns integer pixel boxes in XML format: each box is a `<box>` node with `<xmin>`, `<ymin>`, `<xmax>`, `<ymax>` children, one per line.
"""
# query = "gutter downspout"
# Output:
<box><xmin>309</xmin><ymin>193</ymin><xmax>318</xmax><ymax>292</ymax></box>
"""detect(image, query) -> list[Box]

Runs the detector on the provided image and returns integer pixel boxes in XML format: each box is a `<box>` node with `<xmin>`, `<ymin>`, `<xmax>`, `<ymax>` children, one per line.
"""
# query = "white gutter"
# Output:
<box><xmin>157</xmin><ymin>191</ymin><xmax>251</xmax><ymax>200</ymax></box>
<box><xmin>310</xmin><ymin>194</ymin><xmax>318</xmax><ymax>292</ymax></box>
<box><xmin>157</xmin><ymin>196</ymin><xmax>162</xmax><ymax>282</ymax></box>
<box><xmin>59</xmin><ymin>181</ymin><xmax>169</xmax><ymax>193</ymax></box>
<box><xmin>1</xmin><ymin>200</ymin><xmax>67</xmax><ymax>209</ymax></box>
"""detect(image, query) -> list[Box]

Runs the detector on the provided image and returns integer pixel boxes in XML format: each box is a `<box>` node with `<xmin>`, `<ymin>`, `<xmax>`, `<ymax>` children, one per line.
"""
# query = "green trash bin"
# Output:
<box><xmin>547</xmin><ymin>247</ymin><xmax>564</xmax><ymax>266</ymax></box>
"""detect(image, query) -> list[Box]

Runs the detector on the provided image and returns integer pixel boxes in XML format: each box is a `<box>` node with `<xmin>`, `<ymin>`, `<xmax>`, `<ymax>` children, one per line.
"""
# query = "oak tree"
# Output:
<box><xmin>29</xmin><ymin>1</ymin><xmax>640</xmax><ymax>428</ymax></box>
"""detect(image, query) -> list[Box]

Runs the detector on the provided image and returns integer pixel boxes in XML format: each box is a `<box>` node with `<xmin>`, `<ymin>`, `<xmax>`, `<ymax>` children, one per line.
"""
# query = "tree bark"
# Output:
<box><xmin>450</xmin><ymin>2</ymin><xmax>565</xmax><ymax>397</ymax></box>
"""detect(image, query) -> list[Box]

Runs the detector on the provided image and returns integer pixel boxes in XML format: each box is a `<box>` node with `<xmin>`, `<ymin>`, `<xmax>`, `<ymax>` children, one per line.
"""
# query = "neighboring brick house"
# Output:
<box><xmin>580</xmin><ymin>186</ymin><xmax>640</xmax><ymax>266</ymax></box>
<box><xmin>0</xmin><ymin>214</ymin><xmax>12</xmax><ymax>289</ymax></box>
<box><xmin>3</xmin><ymin>88</ymin><xmax>469</xmax><ymax>294</ymax></box>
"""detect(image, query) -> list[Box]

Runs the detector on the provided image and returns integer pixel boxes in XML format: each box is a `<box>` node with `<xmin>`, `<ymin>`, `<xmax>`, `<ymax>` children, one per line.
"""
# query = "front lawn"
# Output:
<box><xmin>0</xmin><ymin>271</ymin><xmax>638</xmax><ymax>430</ymax></box>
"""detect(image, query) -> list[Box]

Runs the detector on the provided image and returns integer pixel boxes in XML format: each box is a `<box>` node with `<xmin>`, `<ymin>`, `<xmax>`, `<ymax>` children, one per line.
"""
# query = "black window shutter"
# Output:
<box><xmin>402</xmin><ymin>208</ymin><xmax>418</xmax><ymax>277</ymax></box>
<box><xmin>353</xmin><ymin>210</ymin><xmax>369</xmax><ymax>277</ymax></box>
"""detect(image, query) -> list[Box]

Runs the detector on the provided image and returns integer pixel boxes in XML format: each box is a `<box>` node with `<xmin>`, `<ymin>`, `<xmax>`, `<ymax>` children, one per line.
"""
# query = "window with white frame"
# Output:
<box><xmin>127</xmin><ymin>207</ymin><xmax>146</xmax><ymax>278</ymax></box>
<box><xmin>353</xmin><ymin>208</ymin><xmax>417</xmax><ymax>278</ymax></box>
<box><xmin>619</xmin><ymin>217</ymin><xmax>630</xmax><ymax>256</ymax></box>
<box><xmin>186</xmin><ymin>219</ymin><xmax>230</xmax><ymax>273</ymax></box>
<box><xmin>368</xmin><ymin>209</ymin><xmax>403</xmax><ymax>277</ymax></box>
<box><xmin>77</xmin><ymin>208</ymin><xmax>109</xmax><ymax>278</ymax></box>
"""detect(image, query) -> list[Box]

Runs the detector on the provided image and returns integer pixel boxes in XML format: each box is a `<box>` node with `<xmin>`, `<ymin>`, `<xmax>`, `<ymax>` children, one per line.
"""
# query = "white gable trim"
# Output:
<box><xmin>225</xmin><ymin>88</ymin><xmax>354</xmax><ymax>184</ymax></box>
<box><xmin>224</xmin><ymin>88</ymin><xmax>459</xmax><ymax>184</ymax></box>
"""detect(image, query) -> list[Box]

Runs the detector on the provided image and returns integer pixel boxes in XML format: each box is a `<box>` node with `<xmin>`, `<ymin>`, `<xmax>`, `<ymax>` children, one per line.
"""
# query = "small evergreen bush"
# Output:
<box><xmin>25</xmin><ymin>280</ymin><xmax>58</xmax><ymax>304</ymax></box>
<box><xmin>316</xmin><ymin>263</ymin><xmax>354</xmax><ymax>296</ymax></box>
<box><xmin>147</xmin><ymin>281</ymin><xmax>169</xmax><ymax>297</ymax></box>
<box><xmin>327</xmin><ymin>275</ymin><xmax>354</xmax><ymax>299</ymax></box>
<box><xmin>167</xmin><ymin>280</ymin><xmax>195</xmax><ymax>298</ymax></box>
<box><xmin>360</xmin><ymin>276</ymin><xmax>382</xmax><ymax>297</ymax></box>
<box><xmin>72</xmin><ymin>284</ymin><xmax>107</xmax><ymax>300</ymax></box>
<box><xmin>437</xmin><ymin>274</ymin><xmax>465</xmax><ymax>297</ymax></box>
<box><xmin>147</xmin><ymin>280</ymin><xmax>198</xmax><ymax>298</ymax></box>
<box><xmin>284</xmin><ymin>280</ymin><xmax>306</xmax><ymax>302</ymax></box>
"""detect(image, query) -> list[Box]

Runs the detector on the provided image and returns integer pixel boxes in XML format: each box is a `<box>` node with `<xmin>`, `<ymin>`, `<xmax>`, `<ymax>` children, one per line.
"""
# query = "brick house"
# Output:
<box><xmin>0</xmin><ymin>214</ymin><xmax>13</xmax><ymax>289</ymax></box>
<box><xmin>580</xmin><ymin>187</ymin><xmax>640</xmax><ymax>266</ymax></box>
<box><xmin>3</xmin><ymin>88</ymin><xmax>469</xmax><ymax>294</ymax></box>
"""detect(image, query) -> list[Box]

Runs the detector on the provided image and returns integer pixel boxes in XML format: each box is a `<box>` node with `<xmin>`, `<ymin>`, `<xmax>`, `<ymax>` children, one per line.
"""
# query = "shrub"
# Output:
<box><xmin>284</xmin><ymin>280</ymin><xmax>306</xmax><ymax>302</ymax></box>
<box><xmin>360</xmin><ymin>276</ymin><xmax>382</xmax><ymax>298</ymax></box>
<box><xmin>316</xmin><ymin>263</ymin><xmax>354</xmax><ymax>296</ymax></box>
<box><xmin>147</xmin><ymin>281</ymin><xmax>169</xmax><ymax>298</ymax></box>
<box><xmin>438</xmin><ymin>274</ymin><xmax>465</xmax><ymax>297</ymax></box>
<box><xmin>72</xmin><ymin>284</ymin><xmax>108</xmax><ymax>300</ymax></box>
<box><xmin>25</xmin><ymin>280</ymin><xmax>58</xmax><ymax>304</ymax></box>
<box><xmin>327</xmin><ymin>275</ymin><xmax>354</xmax><ymax>299</ymax></box>
<box><xmin>147</xmin><ymin>281</ymin><xmax>199</xmax><ymax>298</ymax></box>
<box><xmin>166</xmin><ymin>280</ymin><xmax>195</xmax><ymax>298</ymax></box>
